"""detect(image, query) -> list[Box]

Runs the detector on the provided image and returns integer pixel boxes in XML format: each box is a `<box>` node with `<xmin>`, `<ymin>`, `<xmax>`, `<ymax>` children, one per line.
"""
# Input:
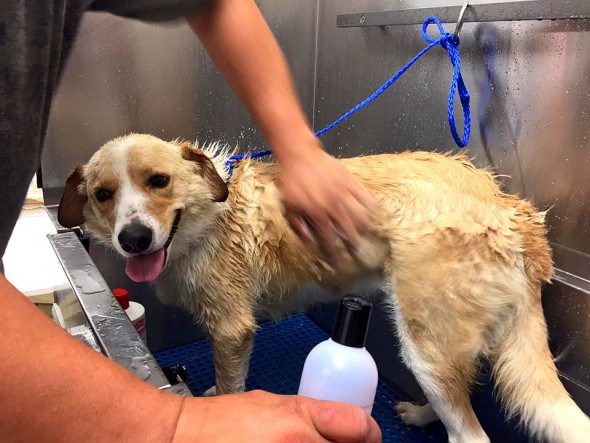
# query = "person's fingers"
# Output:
<box><xmin>328</xmin><ymin>157</ymin><xmax>374</xmax><ymax>205</ymax></box>
<box><xmin>327</xmin><ymin>162</ymin><xmax>375</xmax><ymax>233</ymax></box>
<box><xmin>287</xmin><ymin>212</ymin><xmax>316</xmax><ymax>244</ymax></box>
<box><xmin>342</xmin><ymin>191</ymin><xmax>376</xmax><ymax>234</ymax></box>
<box><xmin>347</xmin><ymin>179</ymin><xmax>378</xmax><ymax>210</ymax></box>
<box><xmin>329</xmin><ymin>201</ymin><xmax>360</xmax><ymax>248</ymax></box>
<box><xmin>288</xmin><ymin>210</ymin><xmax>346</xmax><ymax>269</ymax></box>
<box><xmin>307</xmin><ymin>213</ymin><xmax>340</xmax><ymax>265</ymax></box>
<box><xmin>300</xmin><ymin>398</ymin><xmax>382</xmax><ymax>443</ymax></box>
<box><xmin>278</xmin><ymin>152</ymin><xmax>380</xmax><ymax>269</ymax></box>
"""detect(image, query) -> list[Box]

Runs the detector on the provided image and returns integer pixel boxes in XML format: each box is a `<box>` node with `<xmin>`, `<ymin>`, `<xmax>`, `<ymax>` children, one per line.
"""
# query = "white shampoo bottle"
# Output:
<box><xmin>298</xmin><ymin>296</ymin><xmax>378</xmax><ymax>414</ymax></box>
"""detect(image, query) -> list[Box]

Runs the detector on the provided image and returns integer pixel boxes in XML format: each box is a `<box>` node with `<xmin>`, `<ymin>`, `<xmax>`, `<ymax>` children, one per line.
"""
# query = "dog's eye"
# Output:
<box><xmin>149</xmin><ymin>174</ymin><xmax>170</xmax><ymax>189</ymax></box>
<box><xmin>94</xmin><ymin>189</ymin><xmax>112</xmax><ymax>202</ymax></box>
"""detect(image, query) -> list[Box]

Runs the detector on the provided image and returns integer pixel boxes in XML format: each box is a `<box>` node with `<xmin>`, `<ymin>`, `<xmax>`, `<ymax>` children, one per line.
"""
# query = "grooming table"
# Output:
<box><xmin>155</xmin><ymin>314</ymin><xmax>448</xmax><ymax>443</ymax></box>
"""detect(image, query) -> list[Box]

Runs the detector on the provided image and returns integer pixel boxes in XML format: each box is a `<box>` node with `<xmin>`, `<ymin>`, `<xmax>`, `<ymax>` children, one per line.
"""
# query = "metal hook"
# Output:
<box><xmin>454</xmin><ymin>1</ymin><xmax>470</xmax><ymax>39</ymax></box>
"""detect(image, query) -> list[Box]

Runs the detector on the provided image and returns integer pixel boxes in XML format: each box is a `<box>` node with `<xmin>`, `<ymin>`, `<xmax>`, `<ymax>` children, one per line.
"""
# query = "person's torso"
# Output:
<box><xmin>0</xmin><ymin>0</ymin><xmax>91</xmax><ymax>267</ymax></box>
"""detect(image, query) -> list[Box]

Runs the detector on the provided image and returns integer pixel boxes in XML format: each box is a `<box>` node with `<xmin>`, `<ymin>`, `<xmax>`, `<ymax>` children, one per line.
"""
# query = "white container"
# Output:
<box><xmin>298</xmin><ymin>296</ymin><xmax>378</xmax><ymax>414</ymax></box>
<box><xmin>113</xmin><ymin>288</ymin><xmax>146</xmax><ymax>342</ymax></box>
<box><xmin>51</xmin><ymin>303</ymin><xmax>66</xmax><ymax>329</ymax></box>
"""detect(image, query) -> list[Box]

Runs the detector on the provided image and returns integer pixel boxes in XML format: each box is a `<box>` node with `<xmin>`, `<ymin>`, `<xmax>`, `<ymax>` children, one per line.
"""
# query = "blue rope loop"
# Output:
<box><xmin>421</xmin><ymin>17</ymin><xmax>471</xmax><ymax>148</ymax></box>
<box><xmin>225</xmin><ymin>16</ymin><xmax>471</xmax><ymax>178</ymax></box>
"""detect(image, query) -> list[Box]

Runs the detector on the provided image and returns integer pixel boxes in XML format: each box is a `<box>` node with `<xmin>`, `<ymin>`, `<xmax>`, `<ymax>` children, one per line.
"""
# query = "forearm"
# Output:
<box><xmin>0</xmin><ymin>275</ymin><xmax>181</xmax><ymax>442</ymax></box>
<box><xmin>188</xmin><ymin>0</ymin><xmax>317</xmax><ymax>162</ymax></box>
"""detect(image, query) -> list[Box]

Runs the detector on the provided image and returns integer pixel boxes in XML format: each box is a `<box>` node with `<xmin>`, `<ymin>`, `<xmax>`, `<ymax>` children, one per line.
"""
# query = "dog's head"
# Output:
<box><xmin>58</xmin><ymin>134</ymin><xmax>229</xmax><ymax>282</ymax></box>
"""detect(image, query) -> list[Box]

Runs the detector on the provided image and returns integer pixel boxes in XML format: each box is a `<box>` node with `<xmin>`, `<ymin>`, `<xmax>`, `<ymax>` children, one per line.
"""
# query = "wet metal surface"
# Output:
<box><xmin>337</xmin><ymin>0</ymin><xmax>590</xmax><ymax>28</ymax></box>
<box><xmin>48</xmin><ymin>232</ymin><xmax>171</xmax><ymax>389</ymax></box>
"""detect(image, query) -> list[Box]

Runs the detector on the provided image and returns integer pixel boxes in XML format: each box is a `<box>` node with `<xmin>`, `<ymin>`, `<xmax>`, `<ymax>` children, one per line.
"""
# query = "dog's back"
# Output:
<box><xmin>345</xmin><ymin>152</ymin><xmax>588</xmax><ymax>442</ymax></box>
<box><xmin>185</xmin><ymin>149</ymin><xmax>588</xmax><ymax>442</ymax></box>
<box><xmin>240</xmin><ymin>150</ymin><xmax>589</xmax><ymax>442</ymax></box>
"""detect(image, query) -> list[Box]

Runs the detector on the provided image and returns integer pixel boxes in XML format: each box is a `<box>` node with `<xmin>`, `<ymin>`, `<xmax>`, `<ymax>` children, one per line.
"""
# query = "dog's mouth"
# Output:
<box><xmin>125</xmin><ymin>211</ymin><xmax>182</xmax><ymax>283</ymax></box>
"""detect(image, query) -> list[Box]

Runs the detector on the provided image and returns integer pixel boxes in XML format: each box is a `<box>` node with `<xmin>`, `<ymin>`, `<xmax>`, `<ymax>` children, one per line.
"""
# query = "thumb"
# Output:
<box><xmin>298</xmin><ymin>397</ymin><xmax>382</xmax><ymax>443</ymax></box>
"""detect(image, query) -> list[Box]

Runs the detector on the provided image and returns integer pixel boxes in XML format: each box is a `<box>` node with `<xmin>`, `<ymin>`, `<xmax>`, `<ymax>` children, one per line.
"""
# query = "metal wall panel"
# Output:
<box><xmin>316</xmin><ymin>1</ymin><xmax>590</xmax><ymax>268</ymax></box>
<box><xmin>41</xmin><ymin>0</ymin><xmax>318</xmax><ymax>199</ymax></box>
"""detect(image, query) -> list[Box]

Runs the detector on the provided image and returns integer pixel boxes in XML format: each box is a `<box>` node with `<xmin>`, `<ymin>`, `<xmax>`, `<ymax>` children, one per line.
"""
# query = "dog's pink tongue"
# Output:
<box><xmin>125</xmin><ymin>249</ymin><xmax>165</xmax><ymax>282</ymax></box>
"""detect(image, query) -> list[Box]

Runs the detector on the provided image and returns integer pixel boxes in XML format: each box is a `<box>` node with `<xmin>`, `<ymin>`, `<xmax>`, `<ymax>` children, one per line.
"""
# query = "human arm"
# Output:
<box><xmin>0</xmin><ymin>274</ymin><xmax>181</xmax><ymax>442</ymax></box>
<box><xmin>188</xmin><ymin>0</ymin><xmax>377</xmax><ymax>264</ymax></box>
<box><xmin>0</xmin><ymin>274</ymin><xmax>380</xmax><ymax>442</ymax></box>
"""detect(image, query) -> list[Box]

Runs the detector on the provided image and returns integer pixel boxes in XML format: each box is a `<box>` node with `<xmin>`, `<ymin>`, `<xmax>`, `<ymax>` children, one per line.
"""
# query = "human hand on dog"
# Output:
<box><xmin>174</xmin><ymin>390</ymin><xmax>382</xmax><ymax>442</ymax></box>
<box><xmin>276</xmin><ymin>135</ymin><xmax>377</xmax><ymax>266</ymax></box>
<box><xmin>190</xmin><ymin>0</ymin><xmax>376</xmax><ymax>265</ymax></box>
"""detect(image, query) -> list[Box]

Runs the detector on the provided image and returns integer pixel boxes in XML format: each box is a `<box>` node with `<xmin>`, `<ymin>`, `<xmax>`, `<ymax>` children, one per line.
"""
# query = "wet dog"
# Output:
<box><xmin>58</xmin><ymin>133</ymin><xmax>590</xmax><ymax>442</ymax></box>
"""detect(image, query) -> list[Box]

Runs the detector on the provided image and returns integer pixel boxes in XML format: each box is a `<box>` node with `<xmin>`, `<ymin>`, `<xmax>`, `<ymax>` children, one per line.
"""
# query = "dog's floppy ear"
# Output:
<box><xmin>181</xmin><ymin>143</ymin><xmax>229</xmax><ymax>202</ymax></box>
<box><xmin>58</xmin><ymin>165</ymin><xmax>87</xmax><ymax>228</ymax></box>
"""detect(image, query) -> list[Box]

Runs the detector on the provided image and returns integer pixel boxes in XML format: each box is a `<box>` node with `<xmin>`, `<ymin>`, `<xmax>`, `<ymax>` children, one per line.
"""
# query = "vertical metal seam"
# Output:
<box><xmin>311</xmin><ymin>0</ymin><xmax>320</xmax><ymax>132</ymax></box>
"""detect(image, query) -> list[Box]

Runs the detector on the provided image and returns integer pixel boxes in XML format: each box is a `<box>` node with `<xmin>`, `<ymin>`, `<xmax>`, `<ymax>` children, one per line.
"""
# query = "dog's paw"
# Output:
<box><xmin>201</xmin><ymin>385</ymin><xmax>217</xmax><ymax>397</ymax></box>
<box><xmin>394</xmin><ymin>401</ymin><xmax>437</xmax><ymax>427</ymax></box>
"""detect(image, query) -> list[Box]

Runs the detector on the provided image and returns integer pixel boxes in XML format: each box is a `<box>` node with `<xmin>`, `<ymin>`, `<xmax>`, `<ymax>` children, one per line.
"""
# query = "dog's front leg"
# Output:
<box><xmin>208</xmin><ymin>327</ymin><xmax>255</xmax><ymax>394</ymax></box>
<box><xmin>196</xmin><ymin>281</ymin><xmax>257</xmax><ymax>396</ymax></box>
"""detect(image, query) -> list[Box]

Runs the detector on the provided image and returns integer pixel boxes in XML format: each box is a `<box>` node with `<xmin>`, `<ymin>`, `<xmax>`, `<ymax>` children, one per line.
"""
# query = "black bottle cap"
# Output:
<box><xmin>331</xmin><ymin>296</ymin><xmax>373</xmax><ymax>348</ymax></box>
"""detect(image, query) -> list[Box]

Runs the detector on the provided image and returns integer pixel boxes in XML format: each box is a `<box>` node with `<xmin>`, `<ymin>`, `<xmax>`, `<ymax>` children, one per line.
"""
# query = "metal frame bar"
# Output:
<box><xmin>45</xmin><ymin>205</ymin><xmax>73</xmax><ymax>234</ymax></box>
<box><xmin>48</xmin><ymin>232</ymin><xmax>180</xmax><ymax>391</ymax></box>
<box><xmin>337</xmin><ymin>0</ymin><xmax>590</xmax><ymax>28</ymax></box>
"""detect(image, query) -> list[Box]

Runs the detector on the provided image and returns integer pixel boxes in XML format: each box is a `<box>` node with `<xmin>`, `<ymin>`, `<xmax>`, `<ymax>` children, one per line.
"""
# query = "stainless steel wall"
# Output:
<box><xmin>316</xmin><ymin>1</ymin><xmax>590</xmax><ymax>264</ymax></box>
<box><xmin>41</xmin><ymin>1</ymin><xmax>318</xmax><ymax>197</ymax></box>
<box><xmin>40</xmin><ymin>0</ymin><xmax>589</xmax><ymax>418</ymax></box>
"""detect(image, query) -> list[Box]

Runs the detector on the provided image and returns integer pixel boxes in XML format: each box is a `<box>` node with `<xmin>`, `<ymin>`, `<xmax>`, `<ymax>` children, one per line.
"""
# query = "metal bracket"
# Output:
<box><xmin>161</xmin><ymin>382</ymin><xmax>193</xmax><ymax>397</ymax></box>
<box><xmin>454</xmin><ymin>1</ymin><xmax>470</xmax><ymax>39</ymax></box>
<box><xmin>44</xmin><ymin>205</ymin><xmax>90</xmax><ymax>251</ymax></box>
<box><xmin>337</xmin><ymin>0</ymin><xmax>590</xmax><ymax>28</ymax></box>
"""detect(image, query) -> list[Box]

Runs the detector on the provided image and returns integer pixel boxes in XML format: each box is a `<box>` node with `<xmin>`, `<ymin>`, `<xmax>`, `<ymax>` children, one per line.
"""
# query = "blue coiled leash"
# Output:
<box><xmin>225</xmin><ymin>16</ymin><xmax>471</xmax><ymax>179</ymax></box>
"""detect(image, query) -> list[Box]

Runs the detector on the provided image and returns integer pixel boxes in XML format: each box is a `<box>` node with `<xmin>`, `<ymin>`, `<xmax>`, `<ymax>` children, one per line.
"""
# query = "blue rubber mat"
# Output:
<box><xmin>155</xmin><ymin>314</ymin><xmax>448</xmax><ymax>442</ymax></box>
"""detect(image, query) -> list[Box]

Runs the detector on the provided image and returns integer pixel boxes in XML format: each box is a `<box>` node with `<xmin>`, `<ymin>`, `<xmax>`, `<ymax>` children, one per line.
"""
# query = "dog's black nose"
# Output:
<box><xmin>118</xmin><ymin>223</ymin><xmax>153</xmax><ymax>254</ymax></box>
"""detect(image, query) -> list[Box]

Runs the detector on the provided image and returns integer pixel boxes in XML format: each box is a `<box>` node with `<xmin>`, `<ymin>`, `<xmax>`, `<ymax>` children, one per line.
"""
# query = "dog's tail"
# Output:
<box><xmin>492</xmin><ymin>207</ymin><xmax>590</xmax><ymax>442</ymax></box>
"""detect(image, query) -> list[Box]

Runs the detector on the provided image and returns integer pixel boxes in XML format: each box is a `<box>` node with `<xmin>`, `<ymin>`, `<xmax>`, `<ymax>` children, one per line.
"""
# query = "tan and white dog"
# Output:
<box><xmin>58</xmin><ymin>133</ymin><xmax>589</xmax><ymax>443</ymax></box>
